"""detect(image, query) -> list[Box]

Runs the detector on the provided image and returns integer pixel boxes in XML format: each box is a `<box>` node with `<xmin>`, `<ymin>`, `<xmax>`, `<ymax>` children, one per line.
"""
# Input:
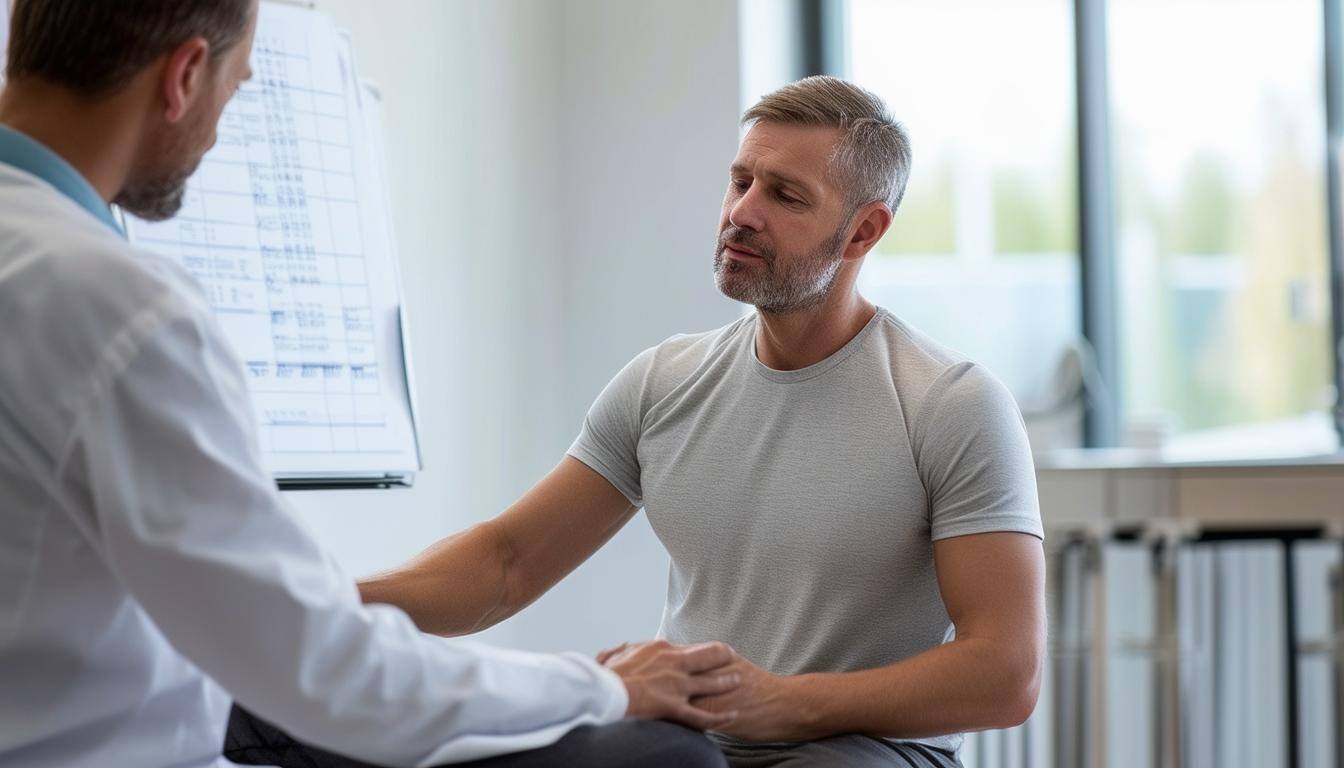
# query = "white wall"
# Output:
<box><xmin>739</xmin><ymin>0</ymin><xmax>805</xmax><ymax>110</ymax></box>
<box><xmin>289</xmin><ymin>0</ymin><xmax>745</xmax><ymax>652</ymax></box>
<box><xmin>510</xmin><ymin>0</ymin><xmax>744</xmax><ymax>653</ymax></box>
<box><xmin>288</xmin><ymin>0</ymin><xmax>570</xmax><ymax>649</ymax></box>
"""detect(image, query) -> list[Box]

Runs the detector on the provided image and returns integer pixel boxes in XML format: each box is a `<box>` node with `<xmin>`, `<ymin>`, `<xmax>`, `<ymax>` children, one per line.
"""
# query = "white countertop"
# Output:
<box><xmin>1036</xmin><ymin>448</ymin><xmax>1344</xmax><ymax>473</ymax></box>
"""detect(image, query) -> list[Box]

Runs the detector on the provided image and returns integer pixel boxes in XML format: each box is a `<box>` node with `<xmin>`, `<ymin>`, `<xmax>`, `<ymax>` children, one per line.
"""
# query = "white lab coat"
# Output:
<box><xmin>0</xmin><ymin>163</ymin><xmax>627</xmax><ymax>768</ymax></box>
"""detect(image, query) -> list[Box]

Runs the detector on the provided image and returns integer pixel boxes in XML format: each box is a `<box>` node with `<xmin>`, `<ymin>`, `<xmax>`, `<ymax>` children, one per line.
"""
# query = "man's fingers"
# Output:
<box><xmin>687</xmin><ymin>671</ymin><xmax>740</xmax><ymax>697</ymax></box>
<box><xmin>678</xmin><ymin>641</ymin><xmax>736</xmax><ymax>673</ymax></box>
<box><xmin>674</xmin><ymin>703</ymin><xmax>737</xmax><ymax>732</ymax></box>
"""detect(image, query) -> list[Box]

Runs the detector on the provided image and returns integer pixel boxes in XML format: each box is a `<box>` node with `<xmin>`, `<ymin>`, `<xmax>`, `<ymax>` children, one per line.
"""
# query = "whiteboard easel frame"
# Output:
<box><xmin>117</xmin><ymin>2</ymin><xmax>424</xmax><ymax>491</ymax></box>
<box><xmin>268</xmin><ymin>7</ymin><xmax>421</xmax><ymax>490</ymax></box>
<box><xmin>274</xmin><ymin>75</ymin><xmax>424</xmax><ymax>491</ymax></box>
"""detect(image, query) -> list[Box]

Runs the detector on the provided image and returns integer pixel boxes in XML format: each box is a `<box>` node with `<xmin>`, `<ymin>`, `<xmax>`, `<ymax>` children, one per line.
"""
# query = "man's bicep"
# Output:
<box><xmin>566</xmin><ymin>347</ymin><xmax>657</xmax><ymax>507</ymax></box>
<box><xmin>495</xmin><ymin>456</ymin><xmax>640</xmax><ymax>598</ymax></box>
<box><xmin>491</xmin><ymin>349</ymin><xmax>652</xmax><ymax>610</ymax></box>
<box><xmin>932</xmin><ymin>532</ymin><xmax>1046</xmax><ymax>645</ymax></box>
<box><xmin>919</xmin><ymin>364</ymin><xmax>1042</xmax><ymax>541</ymax></box>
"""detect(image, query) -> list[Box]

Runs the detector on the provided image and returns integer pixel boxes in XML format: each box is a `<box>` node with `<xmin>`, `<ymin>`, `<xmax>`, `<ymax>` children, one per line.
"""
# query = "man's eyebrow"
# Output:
<box><xmin>729</xmin><ymin>163</ymin><xmax>814</xmax><ymax>194</ymax></box>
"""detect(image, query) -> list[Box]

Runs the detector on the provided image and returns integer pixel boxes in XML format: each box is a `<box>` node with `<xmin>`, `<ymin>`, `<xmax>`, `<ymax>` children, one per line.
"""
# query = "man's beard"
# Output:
<box><xmin>713</xmin><ymin>221</ymin><xmax>850</xmax><ymax>314</ymax></box>
<box><xmin>114</xmin><ymin>159</ymin><xmax>199</xmax><ymax>222</ymax></box>
<box><xmin>115</xmin><ymin>111</ymin><xmax>210</xmax><ymax>222</ymax></box>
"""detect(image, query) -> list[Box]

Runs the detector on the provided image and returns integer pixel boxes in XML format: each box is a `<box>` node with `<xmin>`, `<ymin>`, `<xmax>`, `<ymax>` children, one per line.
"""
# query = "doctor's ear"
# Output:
<box><xmin>160</xmin><ymin>37</ymin><xmax>213</xmax><ymax>124</ymax></box>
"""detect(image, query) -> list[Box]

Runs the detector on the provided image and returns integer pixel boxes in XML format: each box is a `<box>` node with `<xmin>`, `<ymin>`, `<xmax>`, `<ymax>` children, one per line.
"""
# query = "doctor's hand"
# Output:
<box><xmin>597</xmin><ymin>639</ymin><xmax>741</xmax><ymax>731</ymax></box>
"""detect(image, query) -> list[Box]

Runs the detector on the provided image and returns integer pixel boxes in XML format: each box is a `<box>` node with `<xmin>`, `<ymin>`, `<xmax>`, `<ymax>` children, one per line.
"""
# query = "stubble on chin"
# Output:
<box><xmin>114</xmin><ymin>176</ymin><xmax>191</xmax><ymax>222</ymax></box>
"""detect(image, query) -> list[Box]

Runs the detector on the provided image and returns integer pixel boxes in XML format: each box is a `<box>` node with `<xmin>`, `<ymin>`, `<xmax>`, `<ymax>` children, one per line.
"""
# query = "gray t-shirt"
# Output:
<box><xmin>568</xmin><ymin>308</ymin><xmax>1042</xmax><ymax>754</ymax></box>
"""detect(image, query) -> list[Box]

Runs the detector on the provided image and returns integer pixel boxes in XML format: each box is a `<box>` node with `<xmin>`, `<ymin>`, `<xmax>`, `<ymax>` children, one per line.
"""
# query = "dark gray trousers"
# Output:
<box><xmin>713</xmin><ymin>734</ymin><xmax>962</xmax><ymax>768</ymax></box>
<box><xmin>224</xmin><ymin>705</ymin><xmax>727</xmax><ymax>768</ymax></box>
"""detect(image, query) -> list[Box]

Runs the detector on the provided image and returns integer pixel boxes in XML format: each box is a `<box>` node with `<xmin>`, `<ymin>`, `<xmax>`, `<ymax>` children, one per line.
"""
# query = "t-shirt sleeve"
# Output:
<box><xmin>913</xmin><ymin>362</ymin><xmax>1044</xmax><ymax>542</ymax></box>
<box><xmin>566</xmin><ymin>347</ymin><xmax>657</xmax><ymax>507</ymax></box>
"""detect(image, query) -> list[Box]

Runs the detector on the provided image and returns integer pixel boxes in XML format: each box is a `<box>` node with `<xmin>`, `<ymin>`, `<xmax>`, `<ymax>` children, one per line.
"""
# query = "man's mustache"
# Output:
<box><xmin>717</xmin><ymin>228</ymin><xmax>774</xmax><ymax>264</ymax></box>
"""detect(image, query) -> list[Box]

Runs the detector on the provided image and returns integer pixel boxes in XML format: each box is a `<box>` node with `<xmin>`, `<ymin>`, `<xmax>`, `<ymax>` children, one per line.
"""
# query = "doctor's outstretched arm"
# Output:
<box><xmin>61</xmin><ymin>294</ymin><xmax>735</xmax><ymax>768</ymax></box>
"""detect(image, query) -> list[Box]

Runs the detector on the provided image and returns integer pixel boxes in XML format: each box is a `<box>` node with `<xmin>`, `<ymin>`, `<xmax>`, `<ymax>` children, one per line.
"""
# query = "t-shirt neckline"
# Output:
<box><xmin>748</xmin><ymin>307</ymin><xmax>888</xmax><ymax>384</ymax></box>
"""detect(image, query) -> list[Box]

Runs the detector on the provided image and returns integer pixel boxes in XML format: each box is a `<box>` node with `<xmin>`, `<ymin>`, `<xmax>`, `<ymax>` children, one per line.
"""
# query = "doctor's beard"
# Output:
<box><xmin>114</xmin><ymin>160</ymin><xmax>198</xmax><ymax>222</ymax></box>
<box><xmin>115</xmin><ymin>104</ymin><xmax>214</xmax><ymax>222</ymax></box>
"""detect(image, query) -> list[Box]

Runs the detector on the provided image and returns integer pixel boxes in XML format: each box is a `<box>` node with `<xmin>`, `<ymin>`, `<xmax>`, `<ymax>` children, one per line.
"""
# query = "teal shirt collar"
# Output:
<box><xmin>0</xmin><ymin>124</ymin><xmax>124</xmax><ymax>237</ymax></box>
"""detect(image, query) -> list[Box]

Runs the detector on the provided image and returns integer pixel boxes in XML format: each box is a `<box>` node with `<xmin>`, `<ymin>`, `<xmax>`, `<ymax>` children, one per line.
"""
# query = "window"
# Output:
<box><xmin>845</xmin><ymin>0</ymin><xmax>1082</xmax><ymax>434</ymax></box>
<box><xmin>0</xmin><ymin>0</ymin><xmax>10</xmax><ymax>84</ymax></box>
<box><xmin>1110</xmin><ymin>0</ymin><xmax>1336</xmax><ymax>457</ymax></box>
<box><xmin>831</xmin><ymin>0</ymin><xmax>1343</xmax><ymax>457</ymax></box>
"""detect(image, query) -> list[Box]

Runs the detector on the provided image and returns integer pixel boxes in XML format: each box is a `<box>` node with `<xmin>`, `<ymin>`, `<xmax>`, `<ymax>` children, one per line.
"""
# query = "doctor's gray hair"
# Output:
<box><xmin>742</xmin><ymin>76</ymin><xmax>912</xmax><ymax>214</ymax></box>
<box><xmin>6</xmin><ymin>0</ymin><xmax>253</xmax><ymax>97</ymax></box>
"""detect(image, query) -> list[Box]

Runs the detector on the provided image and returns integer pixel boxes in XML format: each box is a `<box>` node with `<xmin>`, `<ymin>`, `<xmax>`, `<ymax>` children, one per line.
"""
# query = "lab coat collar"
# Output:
<box><xmin>0</xmin><ymin>124</ymin><xmax>125</xmax><ymax>237</ymax></box>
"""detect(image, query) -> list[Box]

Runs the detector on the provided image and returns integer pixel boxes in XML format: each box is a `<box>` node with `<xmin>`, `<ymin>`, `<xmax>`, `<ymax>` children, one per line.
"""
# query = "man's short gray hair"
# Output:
<box><xmin>742</xmin><ymin>75</ymin><xmax>911</xmax><ymax>214</ymax></box>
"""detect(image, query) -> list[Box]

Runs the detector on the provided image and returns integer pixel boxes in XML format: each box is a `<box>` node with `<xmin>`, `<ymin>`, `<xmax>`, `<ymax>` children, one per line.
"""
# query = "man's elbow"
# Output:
<box><xmin>990</xmin><ymin>657</ymin><xmax>1043</xmax><ymax>729</ymax></box>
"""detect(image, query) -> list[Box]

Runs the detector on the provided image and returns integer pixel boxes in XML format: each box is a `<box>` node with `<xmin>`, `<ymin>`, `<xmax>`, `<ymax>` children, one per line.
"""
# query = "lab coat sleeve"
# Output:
<box><xmin>57</xmin><ymin>296</ymin><xmax>628</xmax><ymax>767</ymax></box>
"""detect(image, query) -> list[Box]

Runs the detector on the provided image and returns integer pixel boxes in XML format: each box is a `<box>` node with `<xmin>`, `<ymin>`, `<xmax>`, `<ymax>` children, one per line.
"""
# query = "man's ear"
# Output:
<box><xmin>843</xmin><ymin>201</ymin><xmax>894</xmax><ymax>261</ymax></box>
<box><xmin>161</xmin><ymin>37</ymin><xmax>212</xmax><ymax>124</ymax></box>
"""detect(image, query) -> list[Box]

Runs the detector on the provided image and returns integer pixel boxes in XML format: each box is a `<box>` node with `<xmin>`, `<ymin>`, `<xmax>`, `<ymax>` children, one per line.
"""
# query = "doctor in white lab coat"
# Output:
<box><xmin>0</xmin><ymin>1</ymin><xmax>738</xmax><ymax>767</ymax></box>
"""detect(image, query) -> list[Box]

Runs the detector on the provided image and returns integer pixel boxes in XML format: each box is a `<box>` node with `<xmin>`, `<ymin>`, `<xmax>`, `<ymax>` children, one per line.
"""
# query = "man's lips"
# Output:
<box><xmin>723</xmin><ymin>243</ymin><xmax>764</xmax><ymax>260</ymax></box>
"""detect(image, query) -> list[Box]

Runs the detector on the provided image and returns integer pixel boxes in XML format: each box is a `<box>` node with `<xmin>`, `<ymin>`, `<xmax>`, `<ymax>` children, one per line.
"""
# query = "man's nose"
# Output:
<box><xmin>727</xmin><ymin>184</ymin><xmax>765</xmax><ymax>232</ymax></box>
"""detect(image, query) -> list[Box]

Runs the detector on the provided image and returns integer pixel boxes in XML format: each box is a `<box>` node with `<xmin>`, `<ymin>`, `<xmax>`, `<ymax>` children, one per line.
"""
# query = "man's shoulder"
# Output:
<box><xmin>642</xmin><ymin>314</ymin><xmax>754</xmax><ymax>374</ymax></box>
<box><xmin>872</xmin><ymin>308</ymin><xmax>971</xmax><ymax>369</ymax></box>
<box><xmin>600</xmin><ymin>315</ymin><xmax>754</xmax><ymax>412</ymax></box>
<box><xmin>0</xmin><ymin>226</ymin><xmax>190</xmax><ymax>354</ymax></box>
<box><xmin>0</xmin><ymin>166</ymin><xmax>195</xmax><ymax>311</ymax></box>
<box><xmin>870</xmin><ymin>309</ymin><xmax>987</xmax><ymax>401</ymax></box>
<box><xmin>870</xmin><ymin>310</ymin><xmax>1023</xmax><ymax>440</ymax></box>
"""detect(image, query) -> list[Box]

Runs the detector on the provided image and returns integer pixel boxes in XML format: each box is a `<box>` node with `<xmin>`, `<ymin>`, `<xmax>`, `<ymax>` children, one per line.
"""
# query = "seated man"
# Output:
<box><xmin>258</xmin><ymin>76</ymin><xmax>1046</xmax><ymax>767</ymax></box>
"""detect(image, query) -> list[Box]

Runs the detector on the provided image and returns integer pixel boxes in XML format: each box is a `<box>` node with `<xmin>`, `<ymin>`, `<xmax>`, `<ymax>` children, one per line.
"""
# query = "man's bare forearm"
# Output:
<box><xmin>699</xmin><ymin>632</ymin><xmax>1042</xmax><ymax>744</ymax></box>
<box><xmin>357</xmin><ymin>458</ymin><xmax>640</xmax><ymax>637</ymax></box>
<box><xmin>358</xmin><ymin>520</ymin><xmax>517</xmax><ymax>636</ymax></box>
<box><xmin>793</xmin><ymin>635</ymin><xmax>1041</xmax><ymax>740</ymax></box>
<box><xmin>692</xmin><ymin>534</ymin><xmax>1045</xmax><ymax>743</ymax></box>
